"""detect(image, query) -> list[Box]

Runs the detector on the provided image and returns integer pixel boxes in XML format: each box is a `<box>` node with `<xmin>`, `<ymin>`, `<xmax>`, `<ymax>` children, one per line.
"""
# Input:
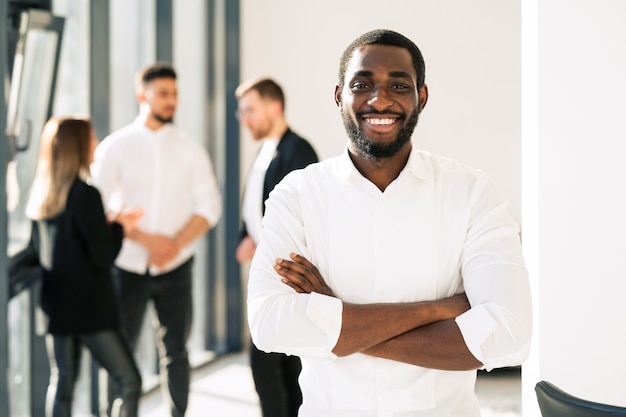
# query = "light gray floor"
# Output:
<box><xmin>140</xmin><ymin>352</ymin><xmax>521</xmax><ymax>417</ymax></box>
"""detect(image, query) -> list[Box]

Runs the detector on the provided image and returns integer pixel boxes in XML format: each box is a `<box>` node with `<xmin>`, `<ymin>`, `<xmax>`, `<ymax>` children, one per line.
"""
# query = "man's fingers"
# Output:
<box><xmin>280</xmin><ymin>277</ymin><xmax>307</xmax><ymax>294</ymax></box>
<box><xmin>275</xmin><ymin>258</ymin><xmax>317</xmax><ymax>284</ymax></box>
<box><xmin>289</xmin><ymin>252</ymin><xmax>322</xmax><ymax>275</ymax></box>
<box><xmin>277</xmin><ymin>257</ymin><xmax>307</xmax><ymax>273</ymax></box>
<box><xmin>274</xmin><ymin>263</ymin><xmax>314</xmax><ymax>293</ymax></box>
<box><xmin>276</xmin><ymin>255</ymin><xmax>335</xmax><ymax>297</ymax></box>
<box><xmin>288</xmin><ymin>253</ymin><xmax>329</xmax><ymax>287</ymax></box>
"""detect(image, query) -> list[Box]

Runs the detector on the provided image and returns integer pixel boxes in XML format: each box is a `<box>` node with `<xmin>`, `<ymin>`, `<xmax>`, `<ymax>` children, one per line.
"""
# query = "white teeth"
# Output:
<box><xmin>366</xmin><ymin>118</ymin><xmax>395</xmax><ymax>126</ymax></box>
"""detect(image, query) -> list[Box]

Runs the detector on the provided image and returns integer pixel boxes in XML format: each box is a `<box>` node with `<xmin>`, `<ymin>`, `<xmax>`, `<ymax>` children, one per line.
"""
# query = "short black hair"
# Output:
<box><xmin>338</xmin><ymin>29</ymin><xmax>426</xmax><ymax>90</ymax></box>
<box><xmin>135</xmin><ymin>62</ymin><xmax>177</xmax><ymax>93</ymax></box>
<box><xmin>235</xmin><ymin>77</ymin><xmax>285</xmax><ymax>111</ymax></box>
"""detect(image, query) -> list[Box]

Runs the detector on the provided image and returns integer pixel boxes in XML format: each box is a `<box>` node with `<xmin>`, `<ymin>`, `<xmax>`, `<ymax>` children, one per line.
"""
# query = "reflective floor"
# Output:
<box><xmin>140</xmin><ymin>352</ymin><xmax>522</xmax><ymax>417</ymax></box>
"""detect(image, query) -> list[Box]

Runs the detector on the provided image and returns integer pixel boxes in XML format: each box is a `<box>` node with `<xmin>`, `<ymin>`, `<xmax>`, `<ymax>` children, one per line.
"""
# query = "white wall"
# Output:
<box><xmin>523</xmin><ymin>0</ymin><xmax>626</xmax><ymax>411</ymax></box>
<box><xmin>240</xmin><ymin>0</ymin><xmax>522</xmax><ymax>224</ymax></box>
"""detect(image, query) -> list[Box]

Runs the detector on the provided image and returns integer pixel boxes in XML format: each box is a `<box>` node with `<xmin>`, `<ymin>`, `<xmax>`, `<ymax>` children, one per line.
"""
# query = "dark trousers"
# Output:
<box><xmin>250</xmin><ymin>342</ymin><xmax>302</xmax><ymax>417</ymax></box>
<box><xmin>46</xmin><ymin>330</ymin><xmax>141</xmax><ymax>417</ymax></box>
<box><xmin>110</xmin><ymin>258</ymin><xmax>193</xmax><ymax>417</ymax></box>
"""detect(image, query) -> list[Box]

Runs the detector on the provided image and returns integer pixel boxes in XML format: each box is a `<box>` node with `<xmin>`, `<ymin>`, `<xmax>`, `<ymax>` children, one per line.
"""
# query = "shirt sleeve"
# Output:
<box><xmin>455</xmin><ymin>176</ymin><xmax>532</xmax><ymax>371</ymax></box>
<box><xmin>189</xmin><ymin>141</ymin><xmax>222</xmax><ymax>227</ymax></box>
<box><xmin>91</xmin><ymin>137</ymin><xmax>121</xmax><ymax>212</ymax></box>
<box><xmin>247</xmin><ymin>171</ymin><xmax>343</xmax><ymax>358</ymax></box>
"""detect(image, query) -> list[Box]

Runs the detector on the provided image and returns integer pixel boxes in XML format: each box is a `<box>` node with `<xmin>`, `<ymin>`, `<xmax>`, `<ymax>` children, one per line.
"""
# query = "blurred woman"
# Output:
<box><xmin>19</xmin><ymin>116</ymin><xmax>143</xmax><ymax>417</ymax></box>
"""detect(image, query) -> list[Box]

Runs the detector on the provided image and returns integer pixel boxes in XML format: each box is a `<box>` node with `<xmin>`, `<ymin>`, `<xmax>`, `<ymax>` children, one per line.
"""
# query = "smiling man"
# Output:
<box><xmin>247</xmin><ymin>29</ymin><xmax>532</xmax><ymax>416</ymax></box>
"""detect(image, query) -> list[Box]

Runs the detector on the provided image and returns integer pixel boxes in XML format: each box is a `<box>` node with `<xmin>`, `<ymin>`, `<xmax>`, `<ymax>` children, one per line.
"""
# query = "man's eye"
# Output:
<box><xmin>350</xmin><ymin>82</ymin><xmax>369</xmax><ymax>91</ymax></box>
<box><xmin>392</xmin><ymin>83</ymin><xmax>409</xmax><ymax>90</ymax></box>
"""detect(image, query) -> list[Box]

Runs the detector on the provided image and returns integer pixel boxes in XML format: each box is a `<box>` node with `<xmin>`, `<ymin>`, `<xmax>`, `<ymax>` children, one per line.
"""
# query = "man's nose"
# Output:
<box><xmin>366</xmin><ymin>87</ymin><xmax>394</xmax><ymax>110</ymax></box>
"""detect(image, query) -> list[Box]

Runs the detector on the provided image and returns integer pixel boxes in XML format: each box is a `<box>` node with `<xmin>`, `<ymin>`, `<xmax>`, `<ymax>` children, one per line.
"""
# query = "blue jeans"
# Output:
<box><xmin>110</xmin><ymin>258</ymin><xmax>193</xmax><ymax>417</ymax></box>
<box><xmin>46</xmin><ymin>330</ymin><xmax>141</xmax><ymax>417</ymax></box>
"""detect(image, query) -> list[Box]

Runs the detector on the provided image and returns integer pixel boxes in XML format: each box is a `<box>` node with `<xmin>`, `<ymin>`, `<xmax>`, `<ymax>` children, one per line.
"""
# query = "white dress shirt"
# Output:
<box><xmin>247</xmin><ymin>147</ymin><xmax>532</xmax><ymax>417</ymax></box>
<box><xmin>241</xmin><ymin>138</ymin><xmax>279</xmax><ymax>244</ymax></box>
<box><xmin>92</xmin><ymin>119</ymin><xmax>222</xmax><ymax>275</ymax></box>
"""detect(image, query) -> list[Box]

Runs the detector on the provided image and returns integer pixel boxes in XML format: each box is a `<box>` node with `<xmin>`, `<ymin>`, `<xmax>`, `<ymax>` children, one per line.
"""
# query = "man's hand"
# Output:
<box><xmin>144</xmin><ymin>234</ymin><xmax>179</xmax><ymax>268</ymax></box>
<box><xmin>125</xmin><ymin>214</ymin><xmax>209</xmax><ymax>269</ymax></box>
<box><xmin>112</xmin><ymin>207</ymin><xmax>145</xmax><ymax>235</ymax></box>
<box><xmin>236</xmin><ymin>235</ymin><xmax>257</xmax><ymax>263</ymax></box>
<box><xmin>275</xmin><ymin>252</ymin><xmax>336</xmax><ymax>297</ymax></box>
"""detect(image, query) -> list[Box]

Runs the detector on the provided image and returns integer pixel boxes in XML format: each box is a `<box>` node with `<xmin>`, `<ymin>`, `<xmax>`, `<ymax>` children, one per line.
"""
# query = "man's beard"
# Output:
<box><xmin>153</xmin><ymin>112</ymin><xmax>174</xmax><ymax>124</ymax></box>
<box><xmin>342</xmin><ymin>107</ymin><xmax>419</xmax><ymax>161</ymax></box>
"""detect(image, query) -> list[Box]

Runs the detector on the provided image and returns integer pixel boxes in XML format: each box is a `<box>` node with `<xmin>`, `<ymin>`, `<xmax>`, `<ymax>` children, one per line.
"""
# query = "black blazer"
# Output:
<box><xmin>241</xmin><ymin>128</ymin><xmax>318</xmax><ymax>239</ymax></box>
<box><xmin>10</xmin><ymin>179</ymin><xmax>124</xmax><ymax>335</ymax></box>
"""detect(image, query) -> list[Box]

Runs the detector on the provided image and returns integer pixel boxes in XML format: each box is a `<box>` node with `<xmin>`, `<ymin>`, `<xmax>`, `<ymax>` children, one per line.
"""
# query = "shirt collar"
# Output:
<box><xmin>336</xmin><ymin>145</ymin><xmax>433</xmax><ymax>184</ymax></box>
<box><xmin>336</xmin><ymin>147</ymin><xmax>352</xmax><ymax>183</ymax></box>
<box><xmin>263</xmin><ymin>137</ymin><xmax>280</xmax><ymax>147</ymax></box>
<box><xmin>405</xmin><ymin>147</ymin><xmax>433</xmax><ymax>181</ymax></box>
<box><xmin>133</xmin><ymin>117</ymin><xmax>174</xmax><ymax>136</ymax></box>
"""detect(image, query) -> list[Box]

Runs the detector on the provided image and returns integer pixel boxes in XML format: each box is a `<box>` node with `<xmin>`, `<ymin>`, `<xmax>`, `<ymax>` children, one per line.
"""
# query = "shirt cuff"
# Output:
<box><xmin>455</xmin><ymin>304</ymin><xmax>497</xmax><ymax>367</ymax></box>
<box><xmin>305</xmin><ymin>292</ymin><xmax>343</xmax><ymax>353</ymax></box>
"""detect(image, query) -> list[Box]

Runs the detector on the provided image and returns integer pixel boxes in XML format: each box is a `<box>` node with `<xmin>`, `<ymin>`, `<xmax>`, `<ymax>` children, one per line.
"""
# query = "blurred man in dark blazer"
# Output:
<box><xmin>235</xmin><ymin>77</ymin><xmax>318</xmax><ymax>417</ymax></box>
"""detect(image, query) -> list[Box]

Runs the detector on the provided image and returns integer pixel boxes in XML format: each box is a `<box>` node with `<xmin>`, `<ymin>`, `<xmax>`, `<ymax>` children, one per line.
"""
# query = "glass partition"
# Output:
<box><xmin>3</xmin><ymin>2</ymin><xmax>243</xmax><ymax>414</ymax></box>
<box><xmin>5</xmin><ymin>8</ymin><xmax>64</xmax><ymax>417</ymax></box>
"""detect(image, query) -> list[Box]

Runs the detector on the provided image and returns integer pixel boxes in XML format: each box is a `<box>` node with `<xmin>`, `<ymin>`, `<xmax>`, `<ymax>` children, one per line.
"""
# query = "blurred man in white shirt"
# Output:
<box><xmin>93</xmin><ymin>62</ymin><xmax>222</xmax><ymax>417</ymax></box>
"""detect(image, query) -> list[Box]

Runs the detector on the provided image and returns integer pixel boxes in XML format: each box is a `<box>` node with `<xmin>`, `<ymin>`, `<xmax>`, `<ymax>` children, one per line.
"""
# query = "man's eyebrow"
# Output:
<box><xmin>389</xmin><ymin>71</ymin><xmax>413</xmax><ymax>79</ymax></box>
<box><xmin>352</xmin><ymin>70</ymin><xmax>414</xmax><ymax>80</ymax></box>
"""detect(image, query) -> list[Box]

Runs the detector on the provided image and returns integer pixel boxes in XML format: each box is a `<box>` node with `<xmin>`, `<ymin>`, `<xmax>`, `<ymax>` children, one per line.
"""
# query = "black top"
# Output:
<box><xmin>15</xmin><ymin>179</ymin><xmax>124</xmax><ymax>335</ymax></box>
<box><xmin>241</xmin><ymin>128</ymin><xmax>319</xmax><ymax>239</ymax></box>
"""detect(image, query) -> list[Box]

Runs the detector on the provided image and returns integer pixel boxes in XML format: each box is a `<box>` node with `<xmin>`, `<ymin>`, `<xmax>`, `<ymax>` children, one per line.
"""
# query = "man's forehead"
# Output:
<box><xmin>239</xmin><ymin>90</ymin><xmax>262</xmax><ymax>106</ymax></box>
<box><xmin>345</xmin><ymin>44</ymin><xmax>416</xmax><ymax>78</ymax></box>
<box><xmin>146</xmin><ymin>78</ymin><xmax>176</xmax><ymax>90</ymax></box>
<box><xmin>242</xmin><ymin>89</ymin><xmax>262</xmax><ymax>100</ymax></box>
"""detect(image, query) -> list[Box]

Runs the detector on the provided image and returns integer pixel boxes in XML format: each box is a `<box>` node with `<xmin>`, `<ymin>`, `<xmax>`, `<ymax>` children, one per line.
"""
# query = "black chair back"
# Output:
<box><xmin>535</xmin><ymin>380</ymin><xmax>626</xmax><ymax>417</ymax></box>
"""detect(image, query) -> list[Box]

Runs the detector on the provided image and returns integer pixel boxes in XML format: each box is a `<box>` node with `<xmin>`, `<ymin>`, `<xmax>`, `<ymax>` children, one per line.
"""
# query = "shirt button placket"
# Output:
<box><xmin>373</xmin><ymin>195</ymin><xmax>386</xmax><ymax>300</ymax></box>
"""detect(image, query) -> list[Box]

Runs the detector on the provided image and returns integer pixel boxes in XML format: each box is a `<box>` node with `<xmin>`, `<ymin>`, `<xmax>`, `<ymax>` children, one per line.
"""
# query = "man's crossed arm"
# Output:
<box><xmin>275</xmin><ymin>253</ymin><xmax>483</xmax><ymax>371</ymax></box>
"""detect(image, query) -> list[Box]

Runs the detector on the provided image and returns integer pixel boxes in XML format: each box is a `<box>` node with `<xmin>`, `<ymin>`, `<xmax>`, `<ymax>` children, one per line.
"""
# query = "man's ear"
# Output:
<box><xmin>271</xmin><ymin>100</ymin><xmax>283</xmax><ymax>117</ymax></box>
<box><xmin>334</xmin><ymin>85</ymin><xmax>342</xmax><ymax>107</ymax></box>
<box><xmin>418</xmin><ymin>84</ymin><xmax>429</xmax><ymax>112</ymax></box>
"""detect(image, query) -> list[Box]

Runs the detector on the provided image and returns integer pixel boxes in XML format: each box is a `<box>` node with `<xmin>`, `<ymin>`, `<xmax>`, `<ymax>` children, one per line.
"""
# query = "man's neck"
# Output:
<box><xmin>268</xmin><ymin>119</ymin><xmax>288</xmax><ymax>140</ymax></box>
<box><xmin>139</xmin><ymin>112</ymin><xmax>167</xmax><ymax>131</ymax></box>
<box><xmin>348</xmin><ymin>143</ymin><xmax>412</xmax><ymax>192</ymax></box>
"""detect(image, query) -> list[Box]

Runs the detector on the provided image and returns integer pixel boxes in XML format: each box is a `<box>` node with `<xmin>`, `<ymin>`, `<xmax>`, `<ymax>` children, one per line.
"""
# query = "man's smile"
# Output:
<box><xmin>360</xmin><ymin>114</ymin><xmax>402</xmax><ymax>135</ymax></box>
<box><xmin>364</xmin><ymin>117</ymin><xmax>397</xmax><ymax>126</ymax></box>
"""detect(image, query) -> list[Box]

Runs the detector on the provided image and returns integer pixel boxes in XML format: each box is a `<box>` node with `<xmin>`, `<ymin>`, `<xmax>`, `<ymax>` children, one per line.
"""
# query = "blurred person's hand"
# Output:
<box><xmin>236</xmin><ymin>235</ymin><xmax>257</xmax><ymax>263</ymax></box>
<box><xmin>114</xmin><ymin>207</ymin><xmax>144</xmax><ymax>235</ymax></box>
<box><xmin>146</xmin><ymin>235</ymin><xmax>179</xmax><ymax>268</ymax></box>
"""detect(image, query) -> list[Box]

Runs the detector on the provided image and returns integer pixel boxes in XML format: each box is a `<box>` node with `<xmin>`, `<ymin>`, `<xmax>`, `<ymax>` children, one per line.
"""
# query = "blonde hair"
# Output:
<box><xmin>26</xmin><ymin>116</ymin><xmax>93</xmax><ymax>220</ymax></box>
